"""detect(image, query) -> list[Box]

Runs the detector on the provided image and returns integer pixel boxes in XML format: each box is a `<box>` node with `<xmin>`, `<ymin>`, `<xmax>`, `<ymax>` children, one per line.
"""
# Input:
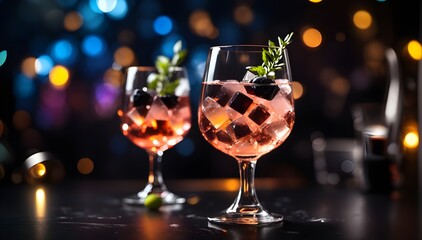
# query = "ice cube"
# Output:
<box><xmin>216</xmin><ymin>130</ymin><xmax>234</xmax><ymax>145</ymax></box>
<box><xmin>262</xmin><ymin>119</ymin><xmax>291</xmax><ymax>142</ymax></box>
<box><xmin>248</xmin><ymin>104</ymin><xmax>271</xmax><ymax>125</ymax></box>
<box><xmin>228</xmin><ymin>92</ymin><xmax>253</xmax><ymax>114</ymax></box>
<box><xmin>202</xmin><ymin>97</ymin><xmax>230</xmax><ymax>129</ymax></box>
<box><xmin>269</xmin><ymin>92</ymin><xmax>293</xmax><ymax>118</ymax></box>
<box><xmin>203</xmin><ymin>128</ymin><xmax>216</xmax><ymax>141</ymax></box>
<box><xmin>216</xmin><ymin>82</ymin><xmax>247</xmax><ymax>107</ymax></box>
<box><xmin>275</xmin><ymin>79</ymin><xmax>292</xmax><ymax>95</ymax></box>
<box><xmin>242</xmin><ymin>71</ymin><xmax>257</xmax><ymax>82</ymax></box>
<box><xmin>232</xmin><ymin>136</ymin><xmax>258</xmax><ymax>155</ymax></box>
<box><xmin>145</xmin><ymin>96</ymin><xmax>170</xmax><ymax>121</ymax></box>
<box><xmin>226</xmin><ymin>117</ymin><xmax>252</xmax><ymax>140</ymax></box>
<box><xmin>126</xmin><ymin>107</ymin><xmax>145</xmax><ymax>126</ymax></box>
<box><xmin>252</xmin><ymin>130</ymin><xmax>273</xmax><ymax>146</ymax></box>
<box><xmin>205</xmin><ymin>83</ymin><xmax>223</xmax><ymax>99</ymax></box>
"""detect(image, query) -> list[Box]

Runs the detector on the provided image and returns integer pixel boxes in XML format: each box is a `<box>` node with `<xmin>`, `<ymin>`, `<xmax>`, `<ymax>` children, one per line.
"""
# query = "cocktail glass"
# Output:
<box><xmin>198</xmin><ymin>45</ymin><xmax>295</xmax><ymax>224</ymax></box>
<box><xmin>120</xmin><ymin>66</ymin><xmax>191</xmax><ymax>205</ymax></box>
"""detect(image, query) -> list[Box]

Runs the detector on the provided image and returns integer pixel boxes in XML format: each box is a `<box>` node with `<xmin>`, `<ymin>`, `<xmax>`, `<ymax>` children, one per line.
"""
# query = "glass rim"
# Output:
<box><xmin>209</xmin><ymin>45</ymin><xmax>286</xmax><ymax>51</ymax></box>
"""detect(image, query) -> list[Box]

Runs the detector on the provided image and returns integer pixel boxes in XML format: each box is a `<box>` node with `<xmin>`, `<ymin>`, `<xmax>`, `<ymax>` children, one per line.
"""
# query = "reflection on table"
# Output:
<box><xmin>0</xmin><ymin>179</ymin><xmax>418</xmax><ymax>240</ymax></box>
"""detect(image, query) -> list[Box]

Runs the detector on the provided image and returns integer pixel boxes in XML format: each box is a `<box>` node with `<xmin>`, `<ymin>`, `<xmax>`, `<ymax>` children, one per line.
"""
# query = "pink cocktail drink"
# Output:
<box><xmin>199</xmin><ymin>80</ymin><xmax>294</xmax><ymax>160</ymax></box>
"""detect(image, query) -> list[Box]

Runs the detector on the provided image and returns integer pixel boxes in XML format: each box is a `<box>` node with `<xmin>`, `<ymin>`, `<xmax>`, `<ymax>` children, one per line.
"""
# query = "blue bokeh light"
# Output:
<box><xmin>35</xmin><ymin>55</ymin><xmax>53</xmax><ymax>76</ymax></box>
<box><xmin>89</xmin><ymin>0</ymin><xmax>103</xmax><ymax>13</ymax></box>
<box><xmin>82</xmin><ymin>35</ymin><xmax>106</xmax><ymax>57</ymax></box>
<box><xmin>153</xmin><ymin>15</ymin><xmax>173</xmax><ymax>35</ymax></box>
<box><xmin>96</xmin><ymin>0</ymin><xmax>117</xmax><ymax>13</ymax></box>
<box><xmin>14</xmin><ymin>74</ymin><xmax>35</xmax><ymax>99</ymax></box>
<box><xmin>175</xmin><ymin>138</ymin><xmax>195</xmax><ymax>157</ymax></box>
<box><xmin>160</xmin><ymin>34</ymin><xmax>184</xmax><ymax>57</ymax></box>
<box><xmin>80</xmin><ymin>3</ymin><xmax>105</xmax><ymax>30</ymax></box>
<box><xmin>107</xmin><ymin>0</ymin><xmax>128</xmax><ymax>19</ymax></box>
<box><xmin>50</xmin><ymin>39</ymin><xmax>78</xmax><ymax>64</ymax></box>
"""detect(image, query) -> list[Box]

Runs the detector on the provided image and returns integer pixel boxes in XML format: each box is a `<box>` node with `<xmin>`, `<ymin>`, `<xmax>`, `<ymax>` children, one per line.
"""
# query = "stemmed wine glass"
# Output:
<box><xmin>198</xmin><ymin>39</ymin><xmax>295</xmax><ymax>224</ymax></box>
<box><xmin>120</xmin><ymin>66</ymin><xmax>191</xmax><ymax>205</ymax></box>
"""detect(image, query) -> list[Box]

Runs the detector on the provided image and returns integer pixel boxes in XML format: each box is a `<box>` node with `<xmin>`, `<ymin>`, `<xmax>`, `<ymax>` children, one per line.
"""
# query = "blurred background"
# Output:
<box><xmin>0</xmin><ymin>0</ymin><xmax>420</xmax><ymax>187</ymax></box>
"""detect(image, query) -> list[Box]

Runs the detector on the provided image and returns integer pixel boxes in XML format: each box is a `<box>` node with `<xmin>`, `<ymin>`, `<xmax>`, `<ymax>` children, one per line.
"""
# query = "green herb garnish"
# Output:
<box><xmin>246</xmin><ymin>32</ymin><xmax>293</xmax><ymax>79</ymax></box>
<box><xmin>147</xmin><ymin>40</ymin><xmax>188</xmax><ymax>96</ymax></box>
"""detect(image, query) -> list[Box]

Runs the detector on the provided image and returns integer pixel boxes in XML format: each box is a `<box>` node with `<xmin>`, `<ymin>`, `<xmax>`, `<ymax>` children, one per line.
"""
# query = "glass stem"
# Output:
<box><xmin>147</xmin><ymin>151</ymin><xmax>168</xmax><ymax>193</ymax></box>
<box><xmin>228</xmin><ymin>160</ymin><xmax>262</xmax><ymax>213</ymax></box>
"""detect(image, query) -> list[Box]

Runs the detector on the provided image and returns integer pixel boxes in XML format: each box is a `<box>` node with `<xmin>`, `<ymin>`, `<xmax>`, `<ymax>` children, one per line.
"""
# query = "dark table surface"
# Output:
<box><xmin>0</xmin><ymin>179</ymin><xmax>419</xmax><ymax>240</ymax></box>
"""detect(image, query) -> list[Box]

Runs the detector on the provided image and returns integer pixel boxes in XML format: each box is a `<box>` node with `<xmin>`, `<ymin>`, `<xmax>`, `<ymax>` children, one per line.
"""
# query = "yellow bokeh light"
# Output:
<box><xmin>77</xmin><ymin>158</ymin><xmax>94</xmax><ymax>175</ymax></box>
<box><xmin>353</xmin><ymin>10</ymin><xmax>372</xmax><ymax>30</ymax></box>
<box><xmin>30</xmin><ymin>163</ymin><xmax>47</xmax><ymax>178</ymax></box>
<box><xmin>407</xmin><ymin>40</ymin><xmax>422</xmax><ymax>60</ymax></box>
<box><xmin>49</xmin><ymin>65</ymin><xmax>70</xmax><ymax>89</ymax></box>
<box><xmin>291</xmin><ymin>81</ymin><xmax>304</xmax><ymax>99</ymax></box>
<box><xmin>21</xmin><ymin>57</ymin><xmax>37</xmax><ymax>78</ymax></box>
<box><xmin>308</xmin><ymin>0</ymin><xmax>322</xmax><ymax>3</ymax></box>
<box><xmin>64</xmin><ymin>11</ymin><xmax>83</xmax><ymax>32</ymax></box>
<box><xmin>403</xmin><ymin>131</ymin><xmax>419</xmax><ymax>149</ymax></box>
<box><xmin>114</xmin><ymin>47</ymin><xmax>135</xmax><ymax>67</ymax></box>
<box><xmin>302</xmin><ymin>28</ymin><xmax>322</xmax><ymax>48</ymax></box>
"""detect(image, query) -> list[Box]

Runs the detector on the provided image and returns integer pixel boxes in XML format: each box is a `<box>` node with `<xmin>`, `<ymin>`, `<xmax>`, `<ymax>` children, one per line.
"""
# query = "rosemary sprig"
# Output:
<box><xmin>246</xmin><ymin>32</ymin><xmax>293</xmax><ymax>79</ymax></box>
<box><xmin>147</xmin><ymin>40</ymin><xmax>188</xmax><ymax>96</ymax></box>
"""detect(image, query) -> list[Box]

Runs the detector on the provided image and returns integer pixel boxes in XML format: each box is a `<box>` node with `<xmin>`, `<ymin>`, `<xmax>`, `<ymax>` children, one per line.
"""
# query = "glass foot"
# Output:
<box><xmin>208</xmin><ymin>210</ymin><xmax>283</xmax><ymax>225</ymax></box>
<box><xmin>123</xmin><ymin>191</ymin><xmax>185</xmax><ymax>205</ymax></box>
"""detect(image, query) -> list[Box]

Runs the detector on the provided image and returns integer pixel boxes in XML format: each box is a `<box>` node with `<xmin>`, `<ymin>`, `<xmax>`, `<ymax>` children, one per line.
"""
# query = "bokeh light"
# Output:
<box><xmin>407</xmin><ymin>40</ymin><xmax>422</xmax><ymax>60</ymax></box>
<box><xmin>49</xmin><ymin>65</ymin><xmax>70</xmax><ymax>89</ymax></box>
<box><xmin>189</xmin><ymin>10</ymin><xmax>218</xmax><ymax>39</ymax></box>
<box><xmin>291</xmin><ymin>81</ymin><xmax>304</xmax><ymax>99</ymax></box>
<box><xmin>82</xmin><ymin>35</ymin><xmax>106</xmax><ymax>57</ymax></box>
<box><xmin>309</xmin><ymin>0</ymin><xmax>322</xmax><ymax>2</ymax></box>
<box><xmin>96</xmin><ymin>0</ymin><xmax>117</xmax><ymax>13</ymax></box>
<box><xmin>14</xmin><ymin>74</ymin><xmax>36</xmax><ymax>99</ymax></box>
<box><xmin>21</xmin><ymin>57</ymin><xmax>37</xmax><ymax>78</ymax></box>
<box><xmin>64</xmin><ymin>11</ymin><xmax>83</xmax><ymax>31</ymax></box>
<box><xmin>30</xmin><ymin>163</ymin><xmax>47</xmax><ymax>178</ymax></box>
<box><xmin>353</xmin><ymin>10</ymin><xmax>372</xmax><ymax>30</ymax></box>
<box><xmin>35</xmin><ymin>55</ymin><xmax>54</xmax><ymax>76</ymax></box>
<box><xmin>77</xmin><ymin>158</ymin><xmax>94</xmax><ymax>174</ymax></box>
<box><xmin>79</xmin><ymin>3</ymin><xmax>105</xmax><ymax>30</ymax></box>
<box><xmin>114</xmin><ymin>46</ymin><xmax>135</xmax><ymax>67</ymax></box>
<box><xmin>403</xmin><ymin>131</ymin><xmax>419</xmax><ymax>149</ymax></box>
<box><xmin>107</xmin><ymin>0</ymin><xmax>128</xmax><ymax>19</ymax></box>
<box><xmin>50</xmin><ymin>39</ymin><xmax>77</xmax><ymax>64</ymax></box>
<box><xmin>233</xmin><ymin>5</ymin><xmax>254</xmax><ymax>25</ymax></box>
<box><xmin>153</xmin><ymin>15</ymin><xmax>173</xmax><ymax>35</ymax></box>
<box><xmin>302</xmin><ymin>28</ymin><xmax>323</xmax><ymax>48</ymax></box>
